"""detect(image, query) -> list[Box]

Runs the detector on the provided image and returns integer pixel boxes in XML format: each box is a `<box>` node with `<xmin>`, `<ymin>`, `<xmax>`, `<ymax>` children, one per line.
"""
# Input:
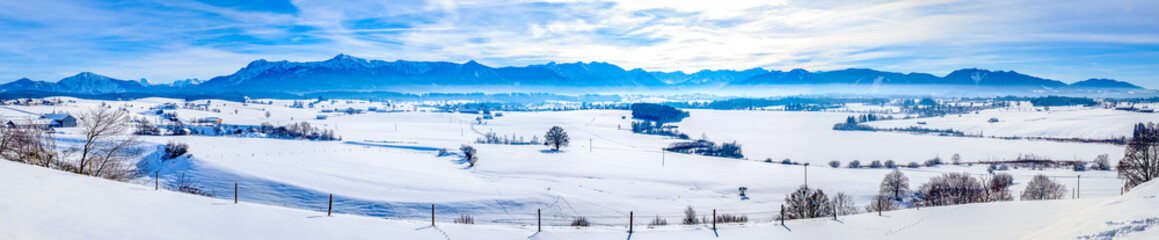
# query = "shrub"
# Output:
<box><xmin>460</xmin><ymin>145</ymin><xmax>477</xmax><ymax>167</ymax></box>
<box><xmin>782</xmin><ymin>185</ymin><xmax>831</xmax><ymax>220</ymax></box>
<box><xmin>164</xmin><ymin>142</ymin><xmax>189</xmax><ymax>160</ymax></box>
<box><xmin>682</xmin><ymin>206</ymin><xmax>699</xmax><ymax>225</ymax></box>
<box><xmin>649</xmin><ymin>216</ymin><xmax>668</xmax><ymax>226</ymax></box>
<box><xmin>985</xmin><ymin>173</ymin><xmax>1014</xmax><ymax>201</ymax></box>
<box><xmin>924</xmin><ymin>157</ymin><xmax>943</xmax><ymax>167</ymax></box>
<box><xmin>884</xmin><ymin>160</ymin><xmax>896</xmax><ymax>168</ymax></box>
<box><xmin>570</xmin><ymin>217</ymin><xmax>590</xmax><ymax>227</ymax></box>
<box><xmin>781</xmin><ymin>159</ymin><xmax>793</xmax><ymax>165</ymax></box>
<box><xmin>829</xmin><ymin>160</ymin><xmax>841</xmax><ymax>168</ymax></box>
<box><xmin>715</xmin><ymin>214</ymin><xmax>748</xmax><ymax>223</ymax></box>
<box><xmin>1021</xmin><ymin>174</ymin><xmax>1067</xmax><ymax>200</ymax></box>
<box><xmin>869</xmin><ymin>160</ymin><xmax>883</xmax><ymax>168</ymax></box>
<box><xmin>1091</xmin><ymin>154</ymin><xmax>1111</xmax><ymax>171</ymax></box>
<box><xmin>168</xmin><ymin>172</ymin><xmax>212</xmax><ymax>197</ymax></box>
<box><xmin>847</xmin><ymin>160</ymin><xmax>861</xmax><ymax>168</ymax></box>
<box><xmin>907</xmin><ymin>162</ymin><xmax>920</xmax><ymax>168</ymax></box>
<box><xmin>917</xmin><ymin>172</ymin><xmax>983</xmax><ymax>206</ymax></box>
<box><xmin>454</xmin><ymin>215</ymin><xmax>475</xmax><ymax>224</ymax></box>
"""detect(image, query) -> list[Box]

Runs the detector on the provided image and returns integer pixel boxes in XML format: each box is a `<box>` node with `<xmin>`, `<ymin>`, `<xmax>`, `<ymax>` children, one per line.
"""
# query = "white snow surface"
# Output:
<box><xmin>0</xmin><ymin>98</ymin><xmax>1153</xmax><ymax>239</ymax></box>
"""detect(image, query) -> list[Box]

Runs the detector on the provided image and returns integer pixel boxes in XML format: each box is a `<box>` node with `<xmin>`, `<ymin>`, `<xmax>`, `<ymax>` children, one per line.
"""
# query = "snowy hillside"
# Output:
<box><xmin>3</xmin><ymin>159</ymin><xmax>1157</xmax><ymax>239</ymax></box>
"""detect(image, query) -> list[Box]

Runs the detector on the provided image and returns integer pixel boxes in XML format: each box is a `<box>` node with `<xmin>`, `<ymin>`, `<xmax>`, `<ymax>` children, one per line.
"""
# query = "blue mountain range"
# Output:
<box><xmin>0</xmin><ymin>54</ymin><xmax>1144</xmax><ymax>96</ymax></box>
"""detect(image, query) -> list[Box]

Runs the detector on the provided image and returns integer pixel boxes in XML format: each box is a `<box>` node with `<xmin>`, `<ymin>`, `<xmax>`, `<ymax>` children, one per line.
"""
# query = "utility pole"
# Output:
<box><xmin>1077</xmin><ymin>175</ymin><xmax>1081</xmax><ymax>199</ymax></box>
<box><xmin>804</xmin><ymin>163</ymin><xmax>809</xmax><ymax>188</ymax></box>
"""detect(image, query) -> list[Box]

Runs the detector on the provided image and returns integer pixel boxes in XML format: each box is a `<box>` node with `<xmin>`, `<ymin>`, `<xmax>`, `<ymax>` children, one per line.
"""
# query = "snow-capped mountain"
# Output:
<box><xmin>0</xmin><ymin>54</ymin><xmax>1149</xmax><ymax>96</ymax></box>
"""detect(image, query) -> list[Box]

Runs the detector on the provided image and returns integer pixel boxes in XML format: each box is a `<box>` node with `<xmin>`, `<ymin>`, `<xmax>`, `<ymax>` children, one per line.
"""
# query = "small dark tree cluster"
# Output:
<box><xmin>630</xmin><ymin>121</ymin><xmax>690</xmax><ymax>139</ymax></box>
<box><xmin>828</xmin><ymin>160</ymin><xmax>841</xmax><ymax>168</ymax></box>
<box><xmin>163</xmin><ymin>142</ymin><xmax>189</xmax><ymax>160</ymax></box>
<box><xmin>984</xmin><ymin>173</ymin><xmax>1014</xmax><ymax>201</ymax></box>
<box><xmin>258</xmin><ymin>122</ymin><xmax>338</xmax><ymax>140</ymax></box>
<box><xmin>570</xmin><ymin>217</ymin><xmax>590</xmax><ymax>227</ymax></box>
<box><xmin>847</xmin><ymin>160</ymin><xmax>861</xmax><ymax>168</ymax></box>
<box><xmin>649</xmin><ymin>216</ymin><xmax>668</xmax><ymax>226</ymax></box>
<box><xmin>454</xmin><ymin>215</ymin><xmax>475</xmax><ymax>224</ymax></box>
<box><xmin>715</xmin><ymin>214</ymin><xmax>748</xmax><ymax>223</ymax></box>
<box><xmin>630</xmin><ymin>103</ymin><xmax>690</xmax><ymax>123</ymax></box>
<box><xmin>664</xmin><ymin>140</ymin><xmax>744</xmax><ymax>159</ymax></box>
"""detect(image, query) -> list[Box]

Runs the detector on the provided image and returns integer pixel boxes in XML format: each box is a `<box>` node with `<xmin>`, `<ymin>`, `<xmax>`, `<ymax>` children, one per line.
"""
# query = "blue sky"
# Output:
<box><xmin>0</xmin><ymin>0</ymin><xmax>1157</xmax><ymax>87</ymax></box>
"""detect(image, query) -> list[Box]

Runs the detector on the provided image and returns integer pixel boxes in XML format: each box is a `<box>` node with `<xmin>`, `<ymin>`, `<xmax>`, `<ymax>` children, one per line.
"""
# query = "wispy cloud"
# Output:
<box><xmin>0</xmin><ymin>0</ymin><xmax>1156</xmax><ymax>87</ymax></box>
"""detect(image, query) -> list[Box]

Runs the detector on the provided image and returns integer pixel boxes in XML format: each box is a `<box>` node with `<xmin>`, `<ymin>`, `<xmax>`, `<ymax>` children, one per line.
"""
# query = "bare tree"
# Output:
<box><xmin>1</xmin><ymin>124</ymin><xmax>66</xmax><ymax>168</ymax></box>
<box><xmin>865</xmin><ymin>195</ymin><xmax>899</xmax><ymax>213</ymax></box>
<box><xmin>1021</xmin><ymin>174</ymin><xmax>1067</xmax><ymax>201</ymax></box>
<box><xmin>460</xmin><ymin>145</ymin><xmax>477</xmax><ymax>167</ymax></box>
<box><xmin>544</xmin><ymin>126</ymin><xmax>569</xmax><ymax>151</ymax></box>
<box><xmin>782</xmin><ymin>185</ymin><xmax>831</xmax><ymax>220</ymax></box>
<box><xmin>917</xmin><ymin>172</ymin><xmax>983</xmax><ymax>206</ymax></box>
<box><xmin>952</xmin><ymin>153</ymin><xmax>962</xmax><ymax>165</ymax></box>
<box><xmin>879</xmin><ymin>169</ymin><xmax>910</xmax><ymax>202</ymax></box>
<box><xmin>76</xmin><ymin>107</ymin><xmax>140</xmax><ymax>180</ymax></box>
<box><xmin>984</xmin><ymin>173</ymin><xmax>1014</xmax><ymax>201</ymax></box>
<box><xmin>832</xmin><ymin>192</ymin><xmax>859</xmax><ymax>216</ymax></box>
<box><xmin>682</xmin><ymin>206</ymin><xmax>699</xmax><ymax>225</ymax></box>
<box><xmin>1120</xmin><ymin>126</ymin><xmax>1159</xmax><ymax>190</ymax></box>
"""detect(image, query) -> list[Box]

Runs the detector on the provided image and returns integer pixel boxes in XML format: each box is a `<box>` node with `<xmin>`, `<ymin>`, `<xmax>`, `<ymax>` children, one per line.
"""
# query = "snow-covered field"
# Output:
<box><xmin>1</xmin><ymin>97</ymin><xmax>1153</xmax><ymax>239</ymax></box>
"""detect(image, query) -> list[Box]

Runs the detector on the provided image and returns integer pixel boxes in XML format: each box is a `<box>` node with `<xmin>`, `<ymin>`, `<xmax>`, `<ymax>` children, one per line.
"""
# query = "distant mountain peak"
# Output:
<box><xmin>1071</xmin><ymin>78</ymin><xmax>1142</xmax><ymax>89</ymax></box>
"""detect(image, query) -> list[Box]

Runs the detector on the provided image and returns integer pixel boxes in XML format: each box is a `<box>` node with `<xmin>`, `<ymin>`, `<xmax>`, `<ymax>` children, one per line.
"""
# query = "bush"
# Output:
<box><xmin>985</xmin><ymin>173</ymin><xmax>1014</xmax><ymax>201</ymax></box>
<box><xmin>907</xmin><ymin>162</ymin><xmax>920</xmax><ymax>168</ymax></box>
<box><xmin>884</xmin><ymin>160</ymin><xmax>896</xmax><ymax>168</ymax></box>
<box><xmin>164</xmin><ymin>142</ymin><xmax>189</xmax><ymax>160</ymax></box>
<box><xmin>570</xmin><ymin>217</ymin><xmax>590</xmax><ymax>227</ymax></box>
<box><xmin>1021</xmin><ymin>174</ymin><xmax>1067</xmax><ymax>200</ymax></box>
<box><xmin>460</xmin><ymin>145</ymin><xmax>477</xmax><ymax>167</ymax></box>
<box><xmin>781</xmin><ymin>159</ymin><xmax>793</xmax><ymax>165</ymax></box>
<box><xmin>168</xmin><ymin>172</ymin><xmax>212</xmax><ymax>197</ymax></box>
<box><xmin>918</xmin><ymin>172</ymin><xmax>983</xmax><ymax>206</ymax></box>
<box><xmin>847</xmin><ymin>160</ymin><xmax>861</xmax><ymax>168</ymax></box>
<box><xmin>454</xmin><ymin>215</ymin><xmax>475</xmax><ymax>224</ymax></box>
<box><xmin>829</xmin><ymin>160</ymin><xmax>841</xmax><ymax>168</ymax></box>
<box><xmin>924</xmin><ymin>157</ymin><xmax>943</xmax><ymax>167</ymax></box>
<box><xmin>782</xmin><ymin>185</ymin><xmax>831</xmax><ymax>220</ymax></box>
<box><xmin>715</xmin><ymin>214</ymin><xmax>748</xmax><ymax>223</ymax></box>
<box><xmin>649</xmin><ymin>216</ymin><xmax>668</xmax><ymax>226</ymax></box>
<box><xmin>682</xmin><ymin>206</ymin><xmax>699</xmax><ymax>225</ymax></box>
<box><xmin>869</xmin><ymin>160</ymin><xmax>883</xmax><ymax>168</ymax></box>
<box><xmin>1072</xmin><ymin>162</ymin><xmax>1087</xmax><ymax>172</ymax></box>
<box><xmin>1091</xmin><ymin>154</ymin><xmax>1111</xmax><ymax>171</ymax></box>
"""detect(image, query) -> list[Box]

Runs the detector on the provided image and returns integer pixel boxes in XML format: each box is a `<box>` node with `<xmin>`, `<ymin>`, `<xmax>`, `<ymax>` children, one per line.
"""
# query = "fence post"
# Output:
<box><xmin>327</xmin><ymin>194</ymin><xmax>333</xmax><ymax>216</ymax></box>
<box><xmin>916</xmin><ymin>200</ymin><xmax>919</xmax><ymax>210</ymax></box>
<box><xmin>538</xmin><ymin>209</ymin><xmax>542</xmax><ymax>232</ymax></box>
<box><xmin>234</xmin><ymin>183</ymin><xmax>238</xmax><ymax>204</ymax></box>
<box><xmin>712</xmin><ymin>209</ymin><xmax>716</xmax><ymax>230</ymax></box>
<box><xmin>780</xmin><ymin>204</ymin><xmax>785</xmax><ymax>226</ymax></box>
<box><xmin>629</xmin><ymin>211</ymin><xmax>633</xmax><ymax>233</ymax></box>
<box><xmin>1077</xmin><ymin>175</ymin><xmax>1081</xmax><ymax>199</ymax></box>
<box><xmin>431</xmin><ymin>204</ymin><xmax>435</xmax><ymax>226</ymax></box>
<box><xmin>154</xmin><ymin>171</ymin><xmax>159</xmax><ymax>190</ymax></box>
